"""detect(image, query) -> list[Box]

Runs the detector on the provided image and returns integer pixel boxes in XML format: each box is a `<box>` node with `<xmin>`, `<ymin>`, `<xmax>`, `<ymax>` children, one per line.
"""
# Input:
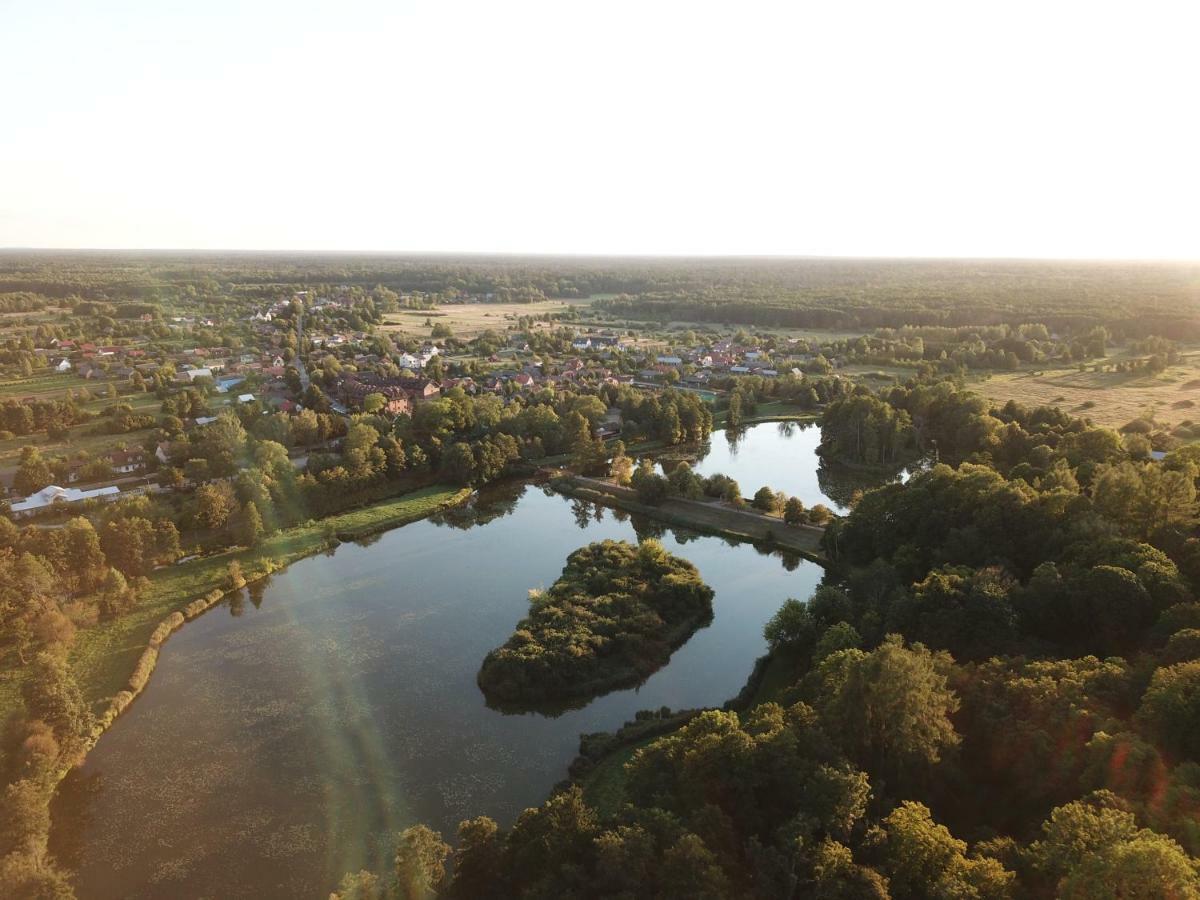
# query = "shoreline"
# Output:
<box><xmin>28</xmin><ymin>484</ymin><xmax>475</xmax><ymax>870</ymax></box>
<box><xmin>549</xmin><ymin>473</ymin><xmax>828</xmax><ymax>564</ymax></box>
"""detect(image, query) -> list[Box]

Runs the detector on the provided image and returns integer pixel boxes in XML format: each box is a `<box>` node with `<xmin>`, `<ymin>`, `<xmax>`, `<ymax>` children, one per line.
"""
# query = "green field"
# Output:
<box><xmin>382</xmin><ymin>297</ymin><xmax>591</xmax><ymax>340</ymax></box>
<box><xmin>0</xmin><ymin>371</ymin><xmax>77</xmax><ymax>399</ymax></box>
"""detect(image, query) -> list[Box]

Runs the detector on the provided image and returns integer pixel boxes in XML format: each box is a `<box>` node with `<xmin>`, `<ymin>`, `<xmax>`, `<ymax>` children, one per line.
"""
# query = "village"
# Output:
<box><xmin>1</xmin><ymin>289</ymin><xmax>843</xmax><ymax>519</ymax></box>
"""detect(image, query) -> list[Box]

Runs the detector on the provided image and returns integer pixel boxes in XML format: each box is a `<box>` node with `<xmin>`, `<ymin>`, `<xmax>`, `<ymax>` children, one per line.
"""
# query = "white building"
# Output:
<box><xmin>11</xmin><ymin>484</ymin><xmax>121</xmax><ymax>518</ymax></box>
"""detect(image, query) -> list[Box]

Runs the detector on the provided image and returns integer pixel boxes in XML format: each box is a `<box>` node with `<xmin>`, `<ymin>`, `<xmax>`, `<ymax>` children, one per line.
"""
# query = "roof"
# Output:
<box><xmin>12</xmin><ymin>484</ymin><xmax>121</xmax><ymax>513</ymax></box>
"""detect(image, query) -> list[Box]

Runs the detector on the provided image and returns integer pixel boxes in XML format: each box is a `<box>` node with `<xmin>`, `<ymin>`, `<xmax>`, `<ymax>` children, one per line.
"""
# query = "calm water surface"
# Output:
<box><xmin>51</xmin><ymin>481</ymin><xmax>823</xmax><ymax>898</ymax></box>
<box><xmin>660</xmin><ymin>421</ymin><xmax>904</xmax><ymax>512</ymax></box>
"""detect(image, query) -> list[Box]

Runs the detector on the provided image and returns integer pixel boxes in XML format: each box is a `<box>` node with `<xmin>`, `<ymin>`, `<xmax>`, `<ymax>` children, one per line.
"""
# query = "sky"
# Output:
<box><xmin>1</xmin><ymin>0</ymin><xmax>1197</xmax><ymax>258</ymax></box>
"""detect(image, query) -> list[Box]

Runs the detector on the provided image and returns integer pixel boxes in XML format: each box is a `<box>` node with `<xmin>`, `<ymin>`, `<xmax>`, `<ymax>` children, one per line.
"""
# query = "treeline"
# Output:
<box><xmin>0</xmin><ymin>504</ymin><xmax>184</xmax><ymax>895</ymax></box>
<box><xmin>0</xmin><ymin>398</ymin><xmax>92</xmax><ymax>440</ymax></box>
<box><xmin>334</xmin><ymin>379</ymin><xmax>1200</xmax><ymax>898</ymax></box>
<box><xmin>335</xmin><ymin>634</ymin><xmax>1199</xmax><ymax>898</ymax></box>
<box><xmin>592</xmin><ymin>259</ymin><xmax>1200</xmax><ymax>337</ymax></box>
<box><xmin>817</xmin><ymin>379</ymin><xmax>1151</xmax><ymax>468</ymax></box>
<box><xmin>477</xmin><ymin>540</ymin><xmax>714</xmax><ymax>705</ymax></box>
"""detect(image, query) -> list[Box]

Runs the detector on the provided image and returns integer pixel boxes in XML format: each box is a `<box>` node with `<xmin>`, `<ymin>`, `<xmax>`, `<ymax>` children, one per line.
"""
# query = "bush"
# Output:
<box><xmin>127</xmin><ymin>646</ymin><xmax>159</xmax><ymax>693</ymax></box>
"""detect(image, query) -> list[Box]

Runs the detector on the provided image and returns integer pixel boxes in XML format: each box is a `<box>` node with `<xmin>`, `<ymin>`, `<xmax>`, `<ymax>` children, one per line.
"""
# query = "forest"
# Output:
<box><xmin>331</xmin><ymin>379</ymin><xmax>1200</xmax><ymax>900</ymax></box>
<box><xmin>477</xmin><ymin>540</ymin><xmax>714</xmax><ymax>706</ymax></box>
<box><xmin>1</xmin><ymin>252</ymin><xmax>1198</xmax><ymax>898</ymax></box>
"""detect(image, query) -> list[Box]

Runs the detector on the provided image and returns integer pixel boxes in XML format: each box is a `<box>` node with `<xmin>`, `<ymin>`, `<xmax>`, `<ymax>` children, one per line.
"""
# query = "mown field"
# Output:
<box><xmin>382</xmin><ymin>298</ymin><xmax>591</xmax><ymax>340</ymax></box>
<box><xmin>976</xmin><ymin>352</ymin><xmax>1200</xmax><ymax>432</ymax></box>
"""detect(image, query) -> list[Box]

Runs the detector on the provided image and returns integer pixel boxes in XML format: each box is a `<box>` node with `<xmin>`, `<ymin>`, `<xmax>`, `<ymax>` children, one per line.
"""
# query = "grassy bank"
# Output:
<box><xmin>0</xmin><ymin>484</ymin><xmax>472</xmax><ymax>744</ymax></box>
<box><xmin>553</xmin><ymin>476</ymin><xmax>826</xmax><ymax>562</ymax></box>
<box><xmin>714</xmin><ymin>401</ymin><xmax>818</xmax><ymax>428</ymax></box>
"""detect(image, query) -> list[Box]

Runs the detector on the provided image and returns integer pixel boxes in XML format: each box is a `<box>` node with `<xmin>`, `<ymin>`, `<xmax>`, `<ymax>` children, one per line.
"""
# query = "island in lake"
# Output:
<box><xmin>478</xmin><ymin>539</ymin><xmax>715</xmax><ymax>705</ymax></box>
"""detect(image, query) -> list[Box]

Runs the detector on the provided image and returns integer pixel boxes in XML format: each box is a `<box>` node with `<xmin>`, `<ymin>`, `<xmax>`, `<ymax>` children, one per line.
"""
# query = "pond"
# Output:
<box><xmin>656</xmin><ymin>420</ymin><xmax>905</xmax><ymax>513</ymax></box>
<box><xmin>50</xmin><ymin>483</ymin><xmax>823</xmax><ymax>899</ymax></box>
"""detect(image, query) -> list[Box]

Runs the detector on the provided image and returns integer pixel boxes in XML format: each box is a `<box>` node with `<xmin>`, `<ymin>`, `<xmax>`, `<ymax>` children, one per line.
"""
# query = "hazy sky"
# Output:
<box><xmin>2</xmin><ymin>0</ymin><xmax>1196</xmax><ymax>257</ymax></box>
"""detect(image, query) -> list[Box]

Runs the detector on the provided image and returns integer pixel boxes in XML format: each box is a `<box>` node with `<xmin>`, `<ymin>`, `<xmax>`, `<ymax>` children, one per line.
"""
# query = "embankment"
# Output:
<box><xmin>550</xmin><ymin>474</ymin><xmax>827</xmax><ymax>563</ymax></box>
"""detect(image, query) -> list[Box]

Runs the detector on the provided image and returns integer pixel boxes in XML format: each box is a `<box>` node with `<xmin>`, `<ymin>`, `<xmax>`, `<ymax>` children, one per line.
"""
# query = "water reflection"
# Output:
<box><xmin>51</xmin><ymin>469</ymin><xmax>826</xmax><ymax>899</ymax></box>
<box><xmin>652</xmin><ymin>422</ymin><xmax>908</xmax><ymax>513</ymax></box>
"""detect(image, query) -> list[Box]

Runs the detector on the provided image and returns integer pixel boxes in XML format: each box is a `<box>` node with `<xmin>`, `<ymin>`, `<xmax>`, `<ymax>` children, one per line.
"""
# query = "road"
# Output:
<box><xmin>294</xmin><ymin>307</ymin><xmax>311</xmax><ymax>391</ymax></box>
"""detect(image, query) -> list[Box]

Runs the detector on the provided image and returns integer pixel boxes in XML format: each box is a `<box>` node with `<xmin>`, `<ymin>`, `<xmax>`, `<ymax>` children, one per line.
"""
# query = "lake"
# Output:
<box><xmin>48</xmin><ymin>421</ymin><xmax>896</xmax><ymax>899</ymax></box>
<box><xmin>50</xmin><ymin>481</ymin><xmax>824</xmax><ymax>898</ymax></box>
<box><xmin>658</xmin><ymin>420</ymin><xmax>904</xmax><ymax>512</ymax></box>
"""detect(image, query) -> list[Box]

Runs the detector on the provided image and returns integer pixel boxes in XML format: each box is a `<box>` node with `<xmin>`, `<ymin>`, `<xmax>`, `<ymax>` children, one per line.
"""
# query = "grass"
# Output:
<box><xmin>0</xmin><ymin>484</ymin><xmax>472</xmax><ymax>735</ymax></box>
<box><xmin>975</xmin><ymin>353</ymin><xmax>1200</xmax><ymax>432</ymax></box>
<box><xmin>715</xmin><ymin>400</ymin><xmax>817</xmax><ymax>428</ymax></box>
<box><xmin>0</xmin><ymin>371</ymin><xmax>77</xmax><ymax>399</ymax></box>
<box><xmin>582</xmin><ymin>739</ymin><xmax>653</xmax><ymax>817</ymax></box>
<box><xmin>381</xmin><ymin>298</ymin><xmax>592</xmax><ymax>340</ymax></box>
<box><xmin>0</xmin><ymin>421</ymin><xmax>160</xmax><ymax>473</ymax></box>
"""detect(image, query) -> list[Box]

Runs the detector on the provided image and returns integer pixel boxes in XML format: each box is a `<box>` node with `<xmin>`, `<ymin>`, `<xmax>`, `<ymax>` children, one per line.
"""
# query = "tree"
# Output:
<box><xmin>609</xmin><ymin>440</ymin><xmax>633</xmax><ymax>486</ymax></box>
<box><xmin>198</xmin><ymin>413</ymin><xmax>248</xmax><ymax>473</ymax></box>
<box><xmin>631</xmin><ymin>459</ymin><xmax>668</xmax><ymax>505</ymax></box>
<box><xmin>236</xmin><ymin>501</ymin><xmax>264</xmax><ymax>548</ymax></box>
<box><xmin>100</xmin><ymin>516</ymin><xmax>159</xmax><ymax>576</ymax></box>
<box><xmin>394</xmin><ymin>824</ymin><xmax>450</xmax><ymax>900</ymax></box>
<box><xmin>870</xmin><ymin>801</ymin><xmax>1014</xmax><ymax>899</ymax></box>
<box><xmin>329</xmin><ymin>870</ymin><xmax>383</xmax><ymax>900</ymax></box>
<box><xmin>292</xmin><ymin>408</ymin><xmax>321</xmax><ymax>446</ymax></box>
<box><xmin>764</xmin><ymin>598</ymin><xmax>818</xmax><ymax>651</ymax></box>
<box><xmin>446</xmin><ymin>817</ymin><xmax>502</xmax><ymax>899</ymax></box>
<box><xmin>1137</xmin><ymin>660</ymin><xmax>1200</xmax><ymax>760</ymax></box>
<box><xmin>61</xmin><ymin>517</ymin><xmax>106</xmax><ymax>595</ymax></box>
<box><xmin>1029</xmin><ymin>795</ymin><xmax>1200</xmax><ymax>897</ymax></box>
<box><xmin>814</xmin><ymin>635</ymin><xmax>960</xmax><ymax>783</ymax></box>
<box><xmin>753</xmin><ymin>485</ymin><xmax>783</xmax><ymax>513</ymax></box>
<box><xmin>14</xmin><ymin>448</ymin><xmax>53</xmax><ymax>496</ymax></box>
<box><xmin>726</xmin><ymin>392</ymin><xmax>743</xmax><ymax>429</ymax></box>
<box><xmin>195</xmin><ymin>481</ymin><xmax>237</xmax><ymax>530</ymax></box>
<box><xmin>783</xmin><ymin>496</ymin><xmax>806</xmax><ymax>525</ymax></box>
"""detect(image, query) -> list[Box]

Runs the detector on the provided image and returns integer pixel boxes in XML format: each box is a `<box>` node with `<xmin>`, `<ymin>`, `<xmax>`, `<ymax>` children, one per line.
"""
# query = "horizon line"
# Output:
<box><xmin>1</xmin><ymin>247</ymin><xmax>1198</xmax><ymax>264</ymax></box>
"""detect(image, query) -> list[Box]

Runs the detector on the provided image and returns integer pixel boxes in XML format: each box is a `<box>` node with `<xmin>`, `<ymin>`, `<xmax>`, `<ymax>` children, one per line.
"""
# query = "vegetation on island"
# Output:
<box><xmin>2</xmin><ymin>253</ymin><xmax>1200</xmax><ymax>896</ymax></box>
<box><xmin>338</xmin><ymin>376</ymin><xmax>1200</xmax><ymax>900</ymax></box>
<box><xmin>478</xmin><ymin>540</ymin><xmax>714</xmax><ymax>705</ymax></box>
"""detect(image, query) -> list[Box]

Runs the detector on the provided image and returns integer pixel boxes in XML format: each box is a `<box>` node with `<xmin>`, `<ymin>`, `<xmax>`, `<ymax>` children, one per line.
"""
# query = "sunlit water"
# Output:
<box><xmin>49</xmin><ymin>424</ymin><xmax>902</xmax><ymax>899</ymax></box>
<box><xmin>657</xmin><ymin>420</ymin><xmax>904</xmax><ymax>512</ymax></box>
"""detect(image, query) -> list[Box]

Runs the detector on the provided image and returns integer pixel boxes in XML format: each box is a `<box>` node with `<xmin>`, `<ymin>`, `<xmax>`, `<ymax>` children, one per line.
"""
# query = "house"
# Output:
<box><xmin>54</xmin><ymin>359</ymin><xmax>72</xmax><ymax>373</ymax></box>
<box><xmin>236</xmin><ymin>393</ymin><xmax>256</xmax><ymax>404</ymax></box>
<box><xmin>215</xmin><ymin>375</ymin><xmax>246</xmax><ymax>393</ymax></box>
<box><xmin>656</xmin><ymin>355</ymin><xmax>683</xmax><ymax>365</ymax></box>
<box><xmin>180</xmin><ymin>367</ymin><xmax>213</xmax><ymax>383</ymax></box>
<box><xmin>397</xmin><ymin>378</ymin><xmax>440</xmax><ymax>399</ymax></box>
<box><xmin>11</xmin><ymin>484</ymin><xmax>121</xmax><ymax>518</ymax></box>
<box><xmin>106</xmin><ymin>448</ymin><xmax>145</xmax><ymax>474</ymax></box>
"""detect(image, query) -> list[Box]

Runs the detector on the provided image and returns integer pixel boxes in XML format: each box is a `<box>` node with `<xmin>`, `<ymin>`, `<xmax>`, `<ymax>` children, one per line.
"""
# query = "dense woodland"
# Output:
<box><xmin>330</xmin><ymin>379</ymin><xmax>1200</xmax><ymax>900</ymax></box>
<box><xmin>477</xmin><ymin>540</ymin><xmax>714</xmax><ymax>706</ymax></box>
<box><xmin>1</xmin><ymin>254</ymin><xmax>1199</xmax><ymax>898</ymax></box>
